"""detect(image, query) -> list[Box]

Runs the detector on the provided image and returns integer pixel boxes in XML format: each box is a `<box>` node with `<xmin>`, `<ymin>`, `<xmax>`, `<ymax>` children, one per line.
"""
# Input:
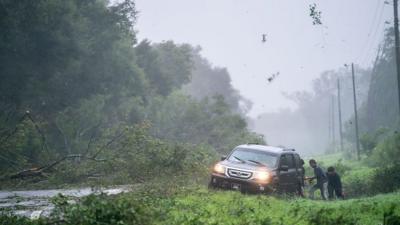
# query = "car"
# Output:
<box><xmin>209</xmin><ymin>144</ymin><xmax>304</xmax><ymax>194</ymax></box>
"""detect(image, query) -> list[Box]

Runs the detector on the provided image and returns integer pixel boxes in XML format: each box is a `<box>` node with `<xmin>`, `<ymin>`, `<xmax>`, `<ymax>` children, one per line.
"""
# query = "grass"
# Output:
<box><xmin>161</xmin><ymin>189</ymin><xmax>400</xmax><ymax>225</ymax></box>
<box><xmin>2</xmin><ymin>187</ymin><xmax>400</xmax><ymax>225</ymax></box>
<box><xmin>2</xmin><ymin>153</ymin><xmax>399</xmax><ymax>225</ymax></box>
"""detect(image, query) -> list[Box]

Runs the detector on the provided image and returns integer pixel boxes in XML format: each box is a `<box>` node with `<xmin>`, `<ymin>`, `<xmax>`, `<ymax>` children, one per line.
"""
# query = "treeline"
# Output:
<box><xmin>336</xmin><ymin>28</ymin><xmax>400</xmax><ymax>162</ymax></box>
<box><xmin>253</xmin><ymin>27</ymin><xmax>400</xmax><ymax>159</ymax></box>
<box><xmin>253</xmin><ymin>66</ymin><xmax>371</xmax><ymax>155</ymax></box>
<box><xmin>0</xmin><ymin>0</ymin><xmax>262</xmax><ymax>187</ymax></box>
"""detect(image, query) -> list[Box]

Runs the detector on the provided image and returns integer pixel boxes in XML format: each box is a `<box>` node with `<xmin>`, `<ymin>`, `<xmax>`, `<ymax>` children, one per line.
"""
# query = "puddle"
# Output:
<box><xmin>0</xmin><ymin>185</ymin><xmax>132</xmax><ymax>219</ymax></box>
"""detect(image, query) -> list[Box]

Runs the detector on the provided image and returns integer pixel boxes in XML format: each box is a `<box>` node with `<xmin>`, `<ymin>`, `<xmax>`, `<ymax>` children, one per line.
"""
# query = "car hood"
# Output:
<box><xmin>219</xmin><ymin>160</ymin><xmax>275</xmax><ymax>172</ymax></box>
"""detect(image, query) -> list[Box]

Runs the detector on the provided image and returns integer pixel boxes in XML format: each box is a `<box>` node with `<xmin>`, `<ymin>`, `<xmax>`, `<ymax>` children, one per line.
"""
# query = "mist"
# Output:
<box><xmin>3</xmin><ymin>0</ymin><xmax>400</xmax><ymax>223</ymax></box>
<box><xmin>135</xmin><ymin>0</ymin><xmax>392</xmax><ymax>155</ymax></box>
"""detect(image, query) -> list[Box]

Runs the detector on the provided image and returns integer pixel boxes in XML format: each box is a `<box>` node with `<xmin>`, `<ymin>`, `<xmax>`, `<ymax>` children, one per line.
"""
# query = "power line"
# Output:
<box><xmin>354</xmin><ymin>0</ymin><xmax>382</xmax><ymax>62</ymax></box>
<box><xmin>358</xmin><ymin>2</ymin><xmax>386</xmax><ymax>66</ymax></box>
<box><xmin>360</xmin><ymin>3</ymin><xmax>387</xmax><ymax>66</ymax></box>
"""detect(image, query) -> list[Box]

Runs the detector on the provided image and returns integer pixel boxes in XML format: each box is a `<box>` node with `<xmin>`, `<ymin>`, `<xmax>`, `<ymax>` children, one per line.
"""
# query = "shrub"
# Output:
<box><xmin>371</xmin><ymin>163</ymin><xmax>400</xmax><ymax>194</ymax></box>
<box><xmin>341</xmin><ymin>167</ymin><xmax>375</xmax><ymax>197</ymax></box>
<box><xmin>367</xmin><ymin>133</ymin><xmax>400</xmax><ymax>167</ymax></box>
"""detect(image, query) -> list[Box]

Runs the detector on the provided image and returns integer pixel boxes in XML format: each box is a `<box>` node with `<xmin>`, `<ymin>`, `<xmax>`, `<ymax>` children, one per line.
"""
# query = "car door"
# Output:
<box><xmin>293</xmin><ymin>154</ymin><xmax>303</xmax><ymax>185</ymax></box>
<box><xmin>286</xmin><ymin>154</ymin><xmax>298</xmax><ymax>192</ymax></box>
<box><xmin>278</xmin><ymin>154</ymin><xmax>296</xmax><ymax>191</ymax></box>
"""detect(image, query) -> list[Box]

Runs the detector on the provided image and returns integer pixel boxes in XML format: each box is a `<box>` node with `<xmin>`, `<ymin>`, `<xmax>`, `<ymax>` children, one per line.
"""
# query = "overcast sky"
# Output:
<box><xmin>134</xmin><ymin>0</ymin><xmax>392</xmax><ymax>118</ymax></box>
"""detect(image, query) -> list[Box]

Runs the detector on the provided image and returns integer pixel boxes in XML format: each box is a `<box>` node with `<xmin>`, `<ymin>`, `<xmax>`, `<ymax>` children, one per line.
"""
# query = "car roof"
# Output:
<box><xmin>234</xmin><ymin>144</ymin><xmax>295</xmax><ymax>155</ymax></box>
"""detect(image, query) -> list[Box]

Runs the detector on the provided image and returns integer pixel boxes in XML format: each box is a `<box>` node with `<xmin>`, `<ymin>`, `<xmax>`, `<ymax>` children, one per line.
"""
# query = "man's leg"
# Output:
<box><xmin>335</xmin><ymin>187</ymin><xmax>344</xmax><ymax>199</ymax></box>
<box><xmin>297</xmin><ymin>182</ymin><xmax>305</xmax><ymax>197</ymax></box>
<box><xmin>319</xmin><ymin>182</ymin><xmax>327</xmax><ymax>200</ymax></box>
<box><xmin>309</xmin><ymin>184</ymin><xmax>318</xmax><ymax>199</ymax></box>
<box><xmin>328</xmin><ymin>185</ymin><xmax>334</xmax><ymax>200</ymax></box>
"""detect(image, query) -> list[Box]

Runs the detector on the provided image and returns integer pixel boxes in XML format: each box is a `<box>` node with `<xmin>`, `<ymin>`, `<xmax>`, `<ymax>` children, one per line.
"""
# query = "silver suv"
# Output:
<box><xmin>209</xmin><ymin>144</ymin><xmax>303</xmax><ymax>194</ymax></box>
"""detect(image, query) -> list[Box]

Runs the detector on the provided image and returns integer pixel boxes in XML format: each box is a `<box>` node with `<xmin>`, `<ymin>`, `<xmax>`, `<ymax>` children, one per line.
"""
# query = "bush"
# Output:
<box><xmin>341</xmin><ymin>167</ymin><xmax>375</xmax><ymax>197</ymax></box>
<box><xmin>2</xmin><ymin>189</ymin><xmax>400</xmax><ymax>225</ymax></box>
<box><xmin>367</xmin><ymin>133</ymin><xmax>400</xmax><ymax>167</ymax></box>
<box><xmin>371</xmin><ymin>163</ymin><xmax>400</xmax><ymax>194</ymax></box>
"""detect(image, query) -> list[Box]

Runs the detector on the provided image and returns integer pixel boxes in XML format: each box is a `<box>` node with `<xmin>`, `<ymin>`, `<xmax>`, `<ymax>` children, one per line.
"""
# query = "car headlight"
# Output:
<box><xmin>254</xmin><ymin>170</ymin><xmax>270</xmax><ymax>182</ymax></box>
<box><xmin>213</xmin><ymin>163</ymin><xmax>225</xmax><ymax>174</ymax></box>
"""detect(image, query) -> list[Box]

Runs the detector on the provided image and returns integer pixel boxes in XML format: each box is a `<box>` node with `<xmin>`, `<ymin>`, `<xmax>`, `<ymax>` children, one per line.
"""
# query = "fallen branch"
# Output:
<box><xmin>2</xmin><ymin>153</ymin><xmax>109</xmax><ymax>181</ymax></box>
<box><xmin>2</xmin><ymin>154</ymin><xmax>82</xmax><ymax>180</ymax></box>
<box><xmin>90</xmin><ymin>129</ymin><xmax>126</xmax><ymax>159</ymax></box>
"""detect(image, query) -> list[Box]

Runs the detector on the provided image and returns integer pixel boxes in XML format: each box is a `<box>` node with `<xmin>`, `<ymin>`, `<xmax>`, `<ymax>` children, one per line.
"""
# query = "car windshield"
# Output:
<box><xmin>227</xmin><ymin>148</ymin><xmax>278</xmax><ymax>168</ymax></box>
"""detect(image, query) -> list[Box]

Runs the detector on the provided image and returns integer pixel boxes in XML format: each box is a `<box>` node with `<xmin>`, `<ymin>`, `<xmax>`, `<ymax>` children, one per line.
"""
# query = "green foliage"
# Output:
<box><xmin>359</xmin><ymin>128</ymin><xmax>388</xmax><ymax>156</ymax></box>
<box><xmin>371</xmin><ymin>163</ymin><xmax>400</xmax><ymax>194</ymax></box>
<box><xmin>317</xmin><ymin>149</ymin><xmax>400</xmax><ymax>198</ymax></box>
<box><xmin>367</xmin><ymin>133</ymin><xmax>400</xmax><ymax>167</ymax></box>
<box><xmin>365</xmin><ymin>28</ymin><xmax>400</xmax><ymax>133</ymax></box>
<box><xmin>341</xmin><ymin>167</ymin><xmax>375</xmax><ymax>197</ymax></box>
<box><xmin>2</xmin><ymin>189</ymin><xmax>400</xmax><ymax>225</ymax></box>
<box><xmin>147</xmin><ymin>92</ymin><xmax>264</xmax><ymax>154</ymax></box>
<box><xmin>0</xmin><ymin>0</ymin><xmax>145</xmax><ymax>115</ymax></box>
<box><xmin>0</xmin><ymin>0</ymin><xmax>262</xmax><ymax>189</ymax></box>
<box><xmin>57</xmin><ymin>194</ymin><xmax>152</xmax><ymax>225</ymax></box>
<box><xmin>0</xmin><ymin>215</ymin><xmax>44</xmax><ymax>225</ymax></box>
<box><xmin>135</xmin><ymin>40</ymin><xmax>193</xmax><ymax>96</ymax></box>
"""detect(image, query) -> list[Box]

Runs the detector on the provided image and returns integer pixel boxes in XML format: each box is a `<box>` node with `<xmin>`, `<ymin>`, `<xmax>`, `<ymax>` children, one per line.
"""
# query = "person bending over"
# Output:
<box><xmin>327</xmin><ymin>166</ymin><xmax>344</xmax><ymax>200</ymax></box>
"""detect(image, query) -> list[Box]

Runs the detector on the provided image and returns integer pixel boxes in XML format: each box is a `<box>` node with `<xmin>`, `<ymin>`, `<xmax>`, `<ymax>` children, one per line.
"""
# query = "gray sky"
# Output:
<box><xmin>134</xmin><ymin>0</ymin><xmax>392</xmax><ymax>117</ymax></box>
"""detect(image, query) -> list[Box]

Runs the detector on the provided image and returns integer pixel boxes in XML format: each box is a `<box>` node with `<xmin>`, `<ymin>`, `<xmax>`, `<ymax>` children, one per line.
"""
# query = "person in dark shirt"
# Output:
<box><xmin>307</xmin><ymin>159</ymin><xmax>327</xmax><ymax>200</ymax></box>
<box><xmin>297</xmin><ymin>159</ymin><xmax>306</xmax><ymax>197</ymax></box>
<box><xmin>327</xmin><ymin>166</ymin><xmax>344</xmax><ymax>200</ymax></box>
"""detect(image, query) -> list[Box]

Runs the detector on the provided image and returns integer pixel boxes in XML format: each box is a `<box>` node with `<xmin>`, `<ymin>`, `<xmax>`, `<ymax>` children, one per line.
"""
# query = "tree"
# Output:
<box><xmin>135</xmin><ymin>40</ymin><xmax>193</xmax><ymax>96</ymax></box>
<box><xmin>183</xmin><ymin>48</ymin><xmax>251</xmax><ymax>114</ymax></box>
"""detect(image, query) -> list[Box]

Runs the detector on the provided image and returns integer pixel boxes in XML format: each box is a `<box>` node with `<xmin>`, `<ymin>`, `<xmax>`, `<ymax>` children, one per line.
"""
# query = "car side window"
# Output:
<box><xmin>280</xmin><ymin>154</ymin><xmax>289</xmax><ymax>167</ymax></box>
<box><xmin>294</xmin><ymin>154</ymin><xmax>301</xmax><ymax>169</ymax></box>
<box><xmin>280</xmin><ymin>154</ymin><xmax>295</xmax><ymax>169</ymax></box>
<box><xmin>286</xmin><ymin>154</ymin><xmax>295</xmax><ymax>169</ymax></box>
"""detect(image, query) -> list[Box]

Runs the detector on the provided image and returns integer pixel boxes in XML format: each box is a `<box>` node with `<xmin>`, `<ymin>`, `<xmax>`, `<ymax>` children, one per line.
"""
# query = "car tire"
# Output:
<box><xmin>208</xmin><ymin>180</ymin><xmax>218</xmax><ymax>190</ymax></box>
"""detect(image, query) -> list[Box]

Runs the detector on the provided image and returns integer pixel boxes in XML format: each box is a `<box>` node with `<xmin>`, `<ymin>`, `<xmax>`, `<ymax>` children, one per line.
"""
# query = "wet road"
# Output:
<box><xmin>0</xmin><ymin>186</ymin><xmax>131</xmax><ymax>219</ymax></box>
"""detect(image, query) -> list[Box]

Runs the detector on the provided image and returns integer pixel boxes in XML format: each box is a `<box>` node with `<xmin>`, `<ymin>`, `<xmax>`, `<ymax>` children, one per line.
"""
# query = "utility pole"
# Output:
<box><xmin>394</xmin><ymin>0</ymin><xmax>400</xmax><ymax>115</ymax></box>
<box><xmin>328</xmin><ymin>99</ymin><xmax>332</xmax><ymax>143</ymax></box>
<box><xmin>331</xmin><ymin>95</ymin><xmax>336</xmax><ymax>146</ymax></box>
<box><xmin>351</xmin><ymin>63</ymin><xmax>361</xmax><ymax>160</ymax></box>
<box><xmin>337</xmin><ymin>78</ymin><xmax>344</xmax><ymax>152</ymax></box>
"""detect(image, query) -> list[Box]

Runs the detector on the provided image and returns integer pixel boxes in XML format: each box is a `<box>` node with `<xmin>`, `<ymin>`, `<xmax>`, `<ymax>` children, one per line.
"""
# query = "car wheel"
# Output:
<box><xmin>208</xmin><ymin>180</ymin><xmax>218</xmax><ymax>190</ymax></box>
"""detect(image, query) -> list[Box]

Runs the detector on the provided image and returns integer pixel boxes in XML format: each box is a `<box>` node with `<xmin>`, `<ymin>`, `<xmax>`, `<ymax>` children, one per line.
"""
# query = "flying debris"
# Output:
<box><xmin>385</xmin><ymin>21</ymin><xmax>391</xmax><ymax>25</ymax></box>
<box><xmin>267</xmin><ymin>72</ymin><xmax>280</xmax><ymax>83</ymax></box>
<box><xmin>262</xmin><ymin>34</ymin><xmax>267</xmax><ymax>43</ymax></box>
<box><xmin>309</xmin><ymin>3</ymin><xmax>322</xmax><ymax>25</ymax></box>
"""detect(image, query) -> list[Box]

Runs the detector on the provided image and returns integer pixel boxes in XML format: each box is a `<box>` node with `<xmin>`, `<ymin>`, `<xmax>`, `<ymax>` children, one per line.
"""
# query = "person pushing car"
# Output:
<box><xmin>306</xmin><ymin>159</ymin><xmax>327</xmax><ymax>200</ymax></box>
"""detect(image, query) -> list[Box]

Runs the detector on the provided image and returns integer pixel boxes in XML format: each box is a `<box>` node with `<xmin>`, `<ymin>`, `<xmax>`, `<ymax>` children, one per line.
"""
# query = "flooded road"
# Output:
<box><xmin>0</xmin><ymin>186</ymin><xmax>132</xmax><ymax>219</ymax></box>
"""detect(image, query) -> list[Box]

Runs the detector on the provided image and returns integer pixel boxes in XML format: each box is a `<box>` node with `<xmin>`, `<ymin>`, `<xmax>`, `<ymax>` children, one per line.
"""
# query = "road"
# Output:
<box><xmin>0</xmin><ymin>186</ymin><xmax>132</xmax><ymax>219</ymax></box>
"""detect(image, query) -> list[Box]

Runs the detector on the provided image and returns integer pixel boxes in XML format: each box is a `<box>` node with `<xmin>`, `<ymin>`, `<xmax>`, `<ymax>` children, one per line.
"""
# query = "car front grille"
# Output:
<box><xmin>227</xmin><ymin>168</ymin><xmax>252</xmax><ymax>179</ymax></box>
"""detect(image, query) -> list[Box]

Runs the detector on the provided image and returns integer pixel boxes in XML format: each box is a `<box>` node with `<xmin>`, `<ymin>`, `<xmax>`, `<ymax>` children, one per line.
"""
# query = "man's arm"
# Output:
<box><xmin>315</xmin><ymin>167</ymin><xmax>324</xmax><ymax>179</ymax></box>
<box><xmin>337</xmin><ymin>174</ymin><xmax>342</xmax><ymax>189</ymax></box>
<box><xmin>306</xmin><ymin>168</ymin><xmax>317</xmax><ymax>180</ymax></box>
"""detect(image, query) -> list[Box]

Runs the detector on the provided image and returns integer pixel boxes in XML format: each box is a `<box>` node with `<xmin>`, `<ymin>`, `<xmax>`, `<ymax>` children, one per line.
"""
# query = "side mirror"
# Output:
<box><xmin>280</xmin><ymin>165</ymin><xmax>289</xmax><ymax>171</ymax></box>
<box><xmin>221</xmin><ymin>155</ymin><xmax>227</xmax><ymax>161</ymax></box>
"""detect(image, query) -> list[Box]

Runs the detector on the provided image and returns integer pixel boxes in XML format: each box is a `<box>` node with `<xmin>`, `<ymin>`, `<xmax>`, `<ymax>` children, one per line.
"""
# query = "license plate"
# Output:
<box><xmin>232</xmin><ymin>183</ymin><xmax>241</xmax><ymax>190</ymax></box>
